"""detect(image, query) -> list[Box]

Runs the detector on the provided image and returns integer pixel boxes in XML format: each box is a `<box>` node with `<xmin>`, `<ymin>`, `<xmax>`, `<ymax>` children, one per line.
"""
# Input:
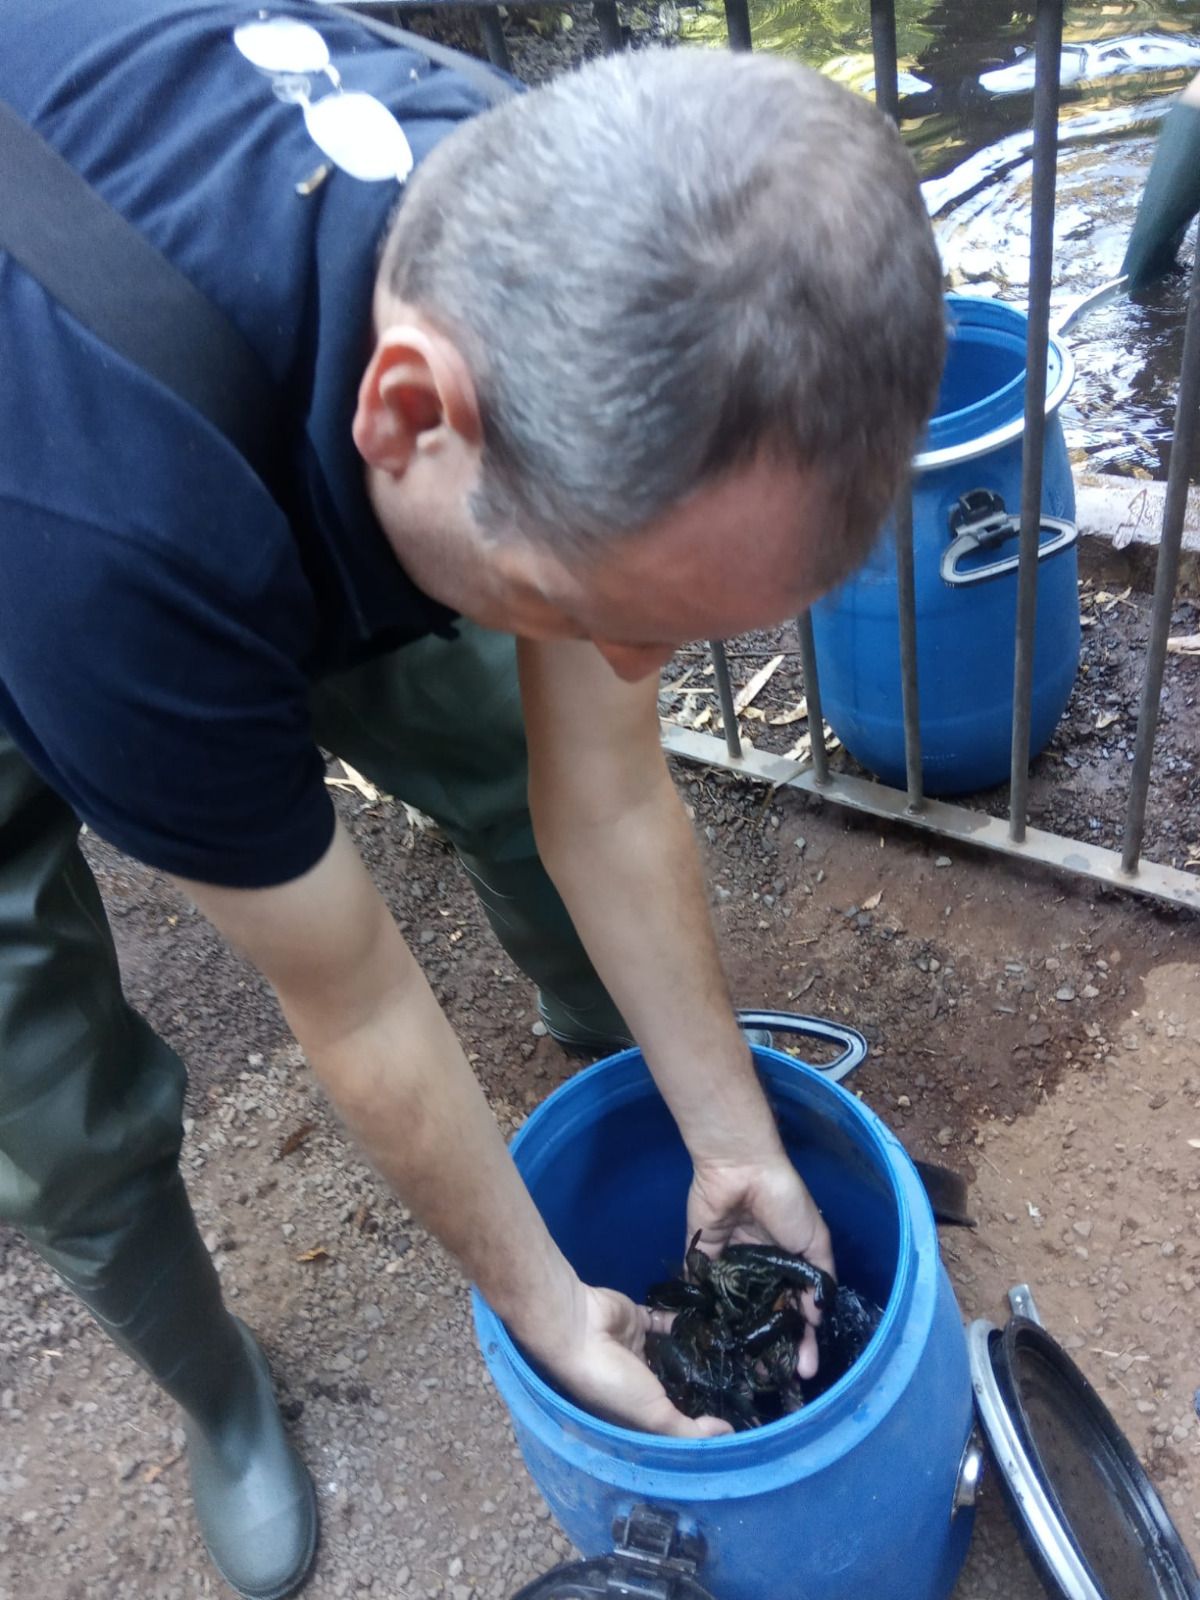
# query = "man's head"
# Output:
<box><xmin>353</xmin><ymin>47</ymin><xmax>944</xmax><ymax>679</ymax></box>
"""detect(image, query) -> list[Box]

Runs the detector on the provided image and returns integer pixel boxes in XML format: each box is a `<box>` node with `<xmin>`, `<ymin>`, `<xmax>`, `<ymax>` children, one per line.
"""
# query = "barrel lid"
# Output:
<box><xmin>509</xmin><ymin>1506</ymin><xmax>717</xmax><ymax>1600</ymax></box>
<box><xmin>969</xmin><ymin>1287</ymin><xmax>1200</xmax><ymax>1600</ymax></box>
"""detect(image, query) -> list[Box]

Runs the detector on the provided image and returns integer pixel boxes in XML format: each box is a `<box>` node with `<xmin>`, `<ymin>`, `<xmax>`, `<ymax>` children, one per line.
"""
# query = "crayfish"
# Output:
<box><xmin>643</xmin><ymin>1232</ymin><xmax>882</xmax><ymax>1431</ymax></box>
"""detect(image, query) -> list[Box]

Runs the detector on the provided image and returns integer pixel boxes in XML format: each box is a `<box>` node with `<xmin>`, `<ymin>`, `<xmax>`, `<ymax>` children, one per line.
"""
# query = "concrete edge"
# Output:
<box><xmin>1075</xmin><ymin>473</ymin><xmax>1200</xmax><ymax>593</ymax></box>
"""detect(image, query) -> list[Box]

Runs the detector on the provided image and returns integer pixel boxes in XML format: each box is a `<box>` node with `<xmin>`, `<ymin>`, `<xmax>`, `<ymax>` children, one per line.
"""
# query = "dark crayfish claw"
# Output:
<box><xmin>739</xmin><ymin>1305</ymin><xmax>807</xmax><ymax>1358</ymax></box>
<box><xmin>721</xmin><ymin>1244</ymin><xmax>837</xmax><ymax>1309</ymax></box>
<box><xmin>646</xmin><ymin>1331</ymin><xmax>715</xmax><ymax>1414</ymax></box>
<box><xmin>647</xmin><ymin>1277</ymin><xmax>711</xmax><ymax>1312</ymax></box>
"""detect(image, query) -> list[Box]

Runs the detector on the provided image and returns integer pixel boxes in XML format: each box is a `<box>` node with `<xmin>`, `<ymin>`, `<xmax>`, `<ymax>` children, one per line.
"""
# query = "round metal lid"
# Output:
<box><xmin>970</xmin><ymin>1289</ymin><xmax>1200</xmax><ymax>1600</ymax></box>
<box><xmin>511</xmin><ymin>1557</ymin><xmax>717</xmax><ymax>1600</ymax></box>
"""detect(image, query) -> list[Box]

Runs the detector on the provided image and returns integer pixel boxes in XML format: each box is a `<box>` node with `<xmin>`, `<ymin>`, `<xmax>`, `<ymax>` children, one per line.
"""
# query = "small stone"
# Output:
<box><xmin>1082</xmin><ymin>985</ymin><xmax>1100</xmax><ymax>1000</ymax></box>
<box><xmin>1073</xmin><ymin>1220</ymin><xmax>1093</xmax><ymax>1239</ymax></box>
<box><xmin>1056</xmin><ymin>987</ymin><xmax>1076</xmax><ymax>1003</ymax></box>
<box><xmin>530</xmin><ymin>1021</ymin><xmax>548</xmax><ymax>1038</ymax></box>
<box><xmin>897</xmin><ymin>1094</ymin><xmax>912</xmax><ymax>1109</ymax></box>
<box><xmin>935</xmin><ymin>856</ymin><xmax>951</xmax><ymax>868</ymax></box>
<box><xmin>1162</xmin><ymin>1242</ymin><xmax>1178</xmax><ymax>1258</ymax></box>
<box><xmin>936</xmin><ymin>1127</ymin><xmax>953</xmax><ymax>1148</ymax></box>
<box><xmin>794</xmin><ymin>837</ymin><xmax>807</xmax><ymax>855</ymax></box>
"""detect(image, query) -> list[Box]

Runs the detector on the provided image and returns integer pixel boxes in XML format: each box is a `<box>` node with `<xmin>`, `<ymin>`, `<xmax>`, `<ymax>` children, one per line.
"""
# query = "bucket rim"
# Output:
<box><xmin>474</xmin><ymin>1046</ymin><xmax>924</xmax><ymax>1461</ymax></box>
<box><xmin>914</xmin><ymin>295</ymin><xmax>1075</xmax><ymax>473</ymax></box>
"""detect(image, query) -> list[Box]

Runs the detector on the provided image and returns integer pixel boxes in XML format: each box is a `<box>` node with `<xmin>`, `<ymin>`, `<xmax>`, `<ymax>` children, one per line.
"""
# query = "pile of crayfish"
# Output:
<box><xmin>644</xmin><ymin>1233</ymin><xmax>883</xmax><ymax>1431</ymax></box>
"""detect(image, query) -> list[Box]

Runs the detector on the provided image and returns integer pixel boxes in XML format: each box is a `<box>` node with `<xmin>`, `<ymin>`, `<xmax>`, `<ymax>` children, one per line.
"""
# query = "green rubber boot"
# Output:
<box><xmin>1122</xmin><ymin>101</ymin><xmax>1200</xmax><ymax>290</ymax></box>
<box><xmin>42</xmin><ymin>1173</ymin><xmax>318</xmax><ymax>1600</ymax></box>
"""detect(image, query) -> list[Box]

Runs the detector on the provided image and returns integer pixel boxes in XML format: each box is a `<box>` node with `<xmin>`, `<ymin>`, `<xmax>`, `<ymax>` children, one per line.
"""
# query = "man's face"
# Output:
<box><xmin>482</xmin><ymin>452</ymin><xmax>841</xmax><ymax>682</ymax></box>
<box><xmin>354</xmin><ymin>304</ymin><xmax>847</xmax><ymax>680</ymax></box>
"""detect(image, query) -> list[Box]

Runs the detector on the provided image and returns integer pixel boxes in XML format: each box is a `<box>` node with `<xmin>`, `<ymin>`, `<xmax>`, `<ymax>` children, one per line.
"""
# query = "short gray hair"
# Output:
<box><xmin>382</xmin><ymin>48</ymin><xmax>944</xmax><ymax>567</ymax></box>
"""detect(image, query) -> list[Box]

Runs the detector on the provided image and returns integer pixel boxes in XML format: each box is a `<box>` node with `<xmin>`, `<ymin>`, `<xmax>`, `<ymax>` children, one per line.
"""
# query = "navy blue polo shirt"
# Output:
<box><xmin>0</xmin><ymin>0</ymin><xmax>498</xmax><ymax>886</ymax></box>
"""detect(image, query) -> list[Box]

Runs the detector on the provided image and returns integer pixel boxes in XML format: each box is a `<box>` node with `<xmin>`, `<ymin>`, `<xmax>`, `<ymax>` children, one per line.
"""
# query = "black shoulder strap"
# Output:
<box><xmin>0</xmin><ymin>98</ymin><xmax>280</xmax><ymax>476</ymax></box>
<box><xmin>322</xmin><ymin>3</ymin><xmax>516</xmax><ymax>104</ymax></box>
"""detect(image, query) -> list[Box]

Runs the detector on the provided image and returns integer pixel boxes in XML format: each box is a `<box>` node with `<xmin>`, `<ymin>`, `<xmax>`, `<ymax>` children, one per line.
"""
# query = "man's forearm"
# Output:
<box><xmin>531</xmin><ymin>757</ymin><xmax>784</xmax><ymax>1166</ymax></box>
<box><xmin>275</xmin><ymin>923</ymin><xmax>580</xmax><ymax>1357</ymax></box>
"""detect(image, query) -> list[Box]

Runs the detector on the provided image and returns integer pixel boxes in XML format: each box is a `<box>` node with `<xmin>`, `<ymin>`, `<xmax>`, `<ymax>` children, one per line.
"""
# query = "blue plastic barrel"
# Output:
<box><xmin>811</xmin><ymin>295</ymin><xmax>1080</xmax><ymax>795</ymax></box>
<box><xmin>474</xmin><ymin>1048</ymin><xmax>977</xmax><ymax>1600</ymax></box>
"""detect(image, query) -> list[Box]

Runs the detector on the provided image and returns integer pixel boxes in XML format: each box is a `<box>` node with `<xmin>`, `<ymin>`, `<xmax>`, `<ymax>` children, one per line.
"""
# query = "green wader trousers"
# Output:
<box><xmin>0</xmin><ymin>619</ymin><xmax>625</xmax><ymax>1433</ymax></box>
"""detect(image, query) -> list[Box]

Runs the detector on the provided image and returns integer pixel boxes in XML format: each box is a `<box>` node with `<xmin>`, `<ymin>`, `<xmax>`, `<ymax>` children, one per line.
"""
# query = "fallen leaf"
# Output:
<box><xmin>324</xmin><ymin>759</ymin><xmax>380</xmax><ymax>803</ymax></box>
<box><xmin>693</xmin><ymin>706</ymin><xmax>712</xmax><ymax>729</ymax></box>
<box><xmin>862</xmin><ymin>889</ymin><xmax>883</xmax><ymax>911</ymax></box>
<box><xmin>742</xmin><ymin>706</ymin><xmax>767</xmax><ymax>721</ymax></box>
<box><xmin>733</xmin><ymin>654</ymin><xmax>784</xmax><ymax>714</ymax></box>
<box><xmin>769</xmin><ymin>699</ymin><xmax>808</xmax><ymax>726</ymax></box>
<box><xmin>276</xmin><ymin>1122</ymin><xmax>317</xmax><ymax>1161</ymax></box>
<box><xmin>1167</xmin><ymin>634</ymin><xmax>1200</xmax><ymax>655</ymax></box>
<box><xmin>296</xmin><ymin>1246</ymin><xmax>330</xmax><ymax>1264</ymax></box>
<box><xmin>142</xmin><ymin>1450</ymin><xmax>184</xmax><ymax>1484</ymax></box>
<box><xmin>1095</xmin><ymin>710</ymin><xmax>1120</xmax><ymax>731</ymax></box>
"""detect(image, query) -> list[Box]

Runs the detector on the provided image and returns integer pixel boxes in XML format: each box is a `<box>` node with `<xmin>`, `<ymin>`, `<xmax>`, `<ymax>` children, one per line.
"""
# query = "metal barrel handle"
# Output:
<box><xmin>736</xmin><ymin>1010</ymin><xmax>868</xmax><ymax>1085</ymax></box>
<box><xmin>1053</xmin><ymin>271</ymin><xmax>1128</xmax><ymax>339</ymax></box>
<box><xmin>941</xmin><ymin>514</ymin><xmax>1077</xmax><ymax>588</ymax></box>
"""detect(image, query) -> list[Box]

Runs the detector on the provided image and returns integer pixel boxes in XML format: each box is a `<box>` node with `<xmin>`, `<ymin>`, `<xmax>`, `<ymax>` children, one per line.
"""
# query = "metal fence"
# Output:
<box><xmin>352</xmin><ymin>0</ymin><xmax>1200</xmax><ymax>914</ymax></box>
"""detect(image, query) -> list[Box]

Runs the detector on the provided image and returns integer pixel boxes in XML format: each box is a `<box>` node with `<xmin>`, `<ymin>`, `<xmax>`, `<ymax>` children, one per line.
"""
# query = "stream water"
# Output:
<box><xmin>681</xmin><ymin>0</ymin><xmax>1200</xmax><ymax>480</ymax></box>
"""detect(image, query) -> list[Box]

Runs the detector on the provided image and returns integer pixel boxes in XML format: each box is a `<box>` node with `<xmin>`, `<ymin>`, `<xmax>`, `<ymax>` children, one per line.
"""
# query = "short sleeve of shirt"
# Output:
<box><xmin>0</xmin><ymin>492</ymin><xmax>335</xmax><ymax>889</ymax></box>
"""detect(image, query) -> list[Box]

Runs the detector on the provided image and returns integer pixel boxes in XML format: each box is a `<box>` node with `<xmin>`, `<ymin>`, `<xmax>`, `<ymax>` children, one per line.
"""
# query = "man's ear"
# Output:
<box><xmin>352</xmin><ymin>319</ymin><xmax>481</xmax><ymax>476</ymax></box>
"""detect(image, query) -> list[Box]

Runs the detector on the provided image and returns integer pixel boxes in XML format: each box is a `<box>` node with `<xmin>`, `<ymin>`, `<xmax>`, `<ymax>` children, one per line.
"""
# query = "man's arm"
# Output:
<box><xmin>174</xmin><ymin>825</ymin><xmax>729</xmax><ymax>1437</ymax></box>
<box><xmin>518</xmin><ymin>638</ymin><xmax>833</xmax><ymax>1368</ymax></box>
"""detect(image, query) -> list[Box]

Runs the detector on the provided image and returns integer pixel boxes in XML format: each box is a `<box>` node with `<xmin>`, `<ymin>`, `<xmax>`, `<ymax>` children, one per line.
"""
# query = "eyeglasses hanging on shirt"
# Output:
<box><xmin>234</xmin><ymin>14</ymin><xmax>415</xmax><ymax>183</ymax></box>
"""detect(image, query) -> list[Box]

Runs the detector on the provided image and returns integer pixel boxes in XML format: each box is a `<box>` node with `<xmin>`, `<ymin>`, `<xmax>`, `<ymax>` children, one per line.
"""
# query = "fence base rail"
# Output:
<box><xmin>661</xmin><ymin>721</ymin><xmax>1200</xmax><ymax>914</ymax></box>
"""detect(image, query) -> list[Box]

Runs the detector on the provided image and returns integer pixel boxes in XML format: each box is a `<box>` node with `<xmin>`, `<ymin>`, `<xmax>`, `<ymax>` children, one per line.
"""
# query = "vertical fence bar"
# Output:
<box><xmin>1121</xmin><ymin>248</ymin><xmax>1200</xmax><ymax>872</ymax></box>
<box><xmin>709</xmin><ymin>641</ymin><xmax>744</xmax><ymax>760</ymax></box>
<box><xmin>592</xmin><ymin>1</ymin><xmax>624</xmax><ymax>52</ymax></box>
<box><xmin>477</xmin><ymin>8</ymin><xmax>512</xmax><ymax>71</ymax></box>
<box><xmin>724</xmin><ymin>0</ymin><xmax>752</xmax><ymax>51</ymax></box>
<box><xmin>868</xmin><ymin>0</ymin><xmax>922</xmax><ymax>808</ymax></box>
<box><xmin>894</xmin><ymin>488</ymin><xmax>925</xmax><ymax>809</ymax></box>
<box><xmin>795</xmin><ymin>612</ymin><xmax>830</xmax><ymax>786</ymax></box>
<box><xmin>869</xmin><ymin>0</ymin><xmax>900</xmax><ymax>121</ymax></box>
<box><xmin>1008</xmin><ymin>0</ymin><xmax>1063</xmax><ymax>844</ymax></box>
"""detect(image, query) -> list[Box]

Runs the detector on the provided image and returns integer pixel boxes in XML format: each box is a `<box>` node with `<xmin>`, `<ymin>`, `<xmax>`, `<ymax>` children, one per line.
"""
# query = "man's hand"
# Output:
<box><xmin>686</xmin><ymin>1151</ymin><xmax>834</xmax><ymax>1380</ymax></box>
<box><xmin>527</xmin><ymin>1282</ymin><xmax>732</xmax><ymax>1439</ymax></box>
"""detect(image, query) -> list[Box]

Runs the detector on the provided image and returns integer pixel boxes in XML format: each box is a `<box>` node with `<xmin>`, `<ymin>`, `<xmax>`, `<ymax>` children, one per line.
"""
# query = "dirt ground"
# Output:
<box><xmin>1</xmin><ymin>649</ymin><xmax>1198</xmax><ymax>1598</ymax></box>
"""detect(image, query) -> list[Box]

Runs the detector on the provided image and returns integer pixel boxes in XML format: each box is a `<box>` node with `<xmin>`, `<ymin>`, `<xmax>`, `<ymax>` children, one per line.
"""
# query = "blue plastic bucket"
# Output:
<box><xmin>474</xmin><ymin>1048</ymin><xmax>976</xmax><ymax>1600</ymax></box>
<box><xmin>811</xmin><ymin>294</ymin><xmax>1080</xmax><ymax>795</ymax></box>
